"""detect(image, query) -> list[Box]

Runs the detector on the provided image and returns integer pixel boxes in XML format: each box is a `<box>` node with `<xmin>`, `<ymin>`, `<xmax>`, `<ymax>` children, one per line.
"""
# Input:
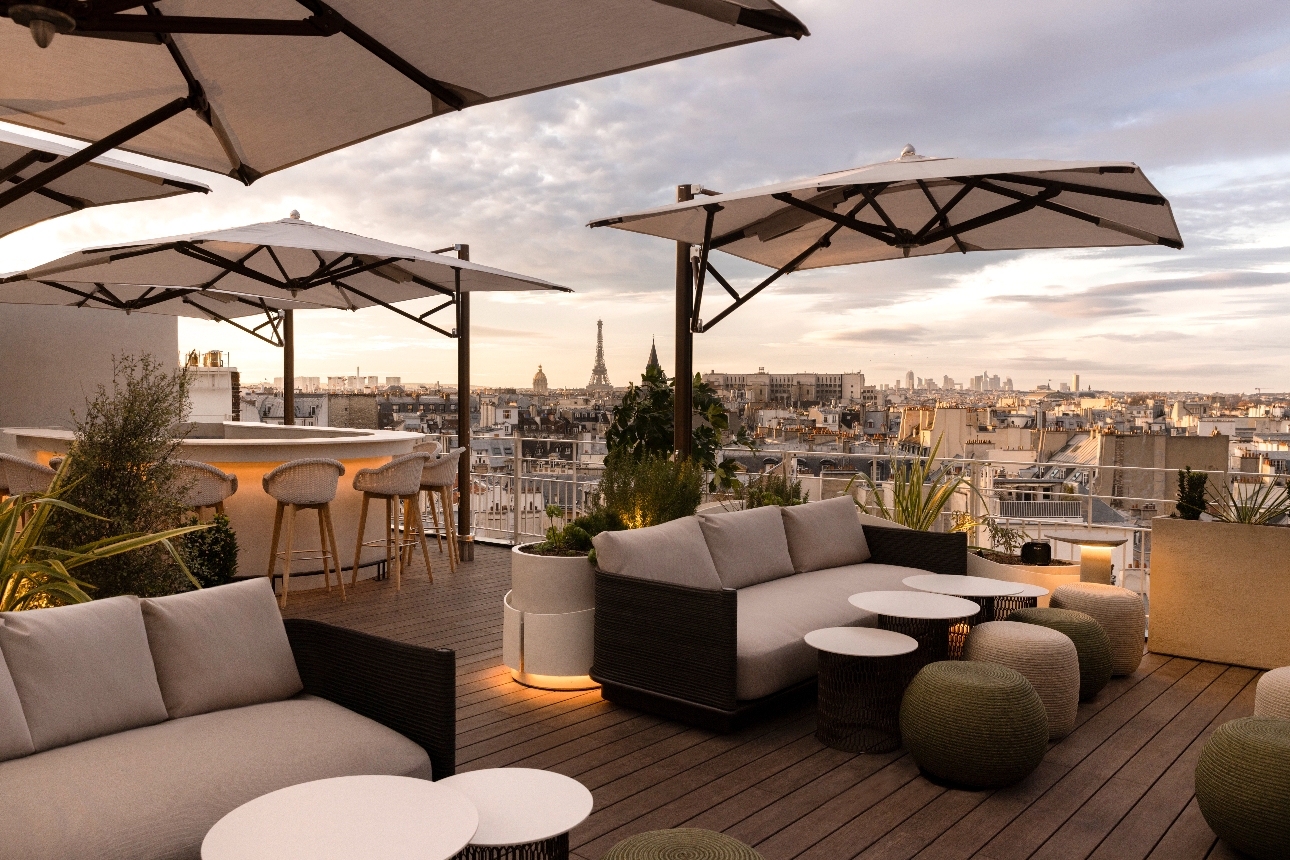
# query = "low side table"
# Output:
<box><xmin>848</xmin><ymin>591</ymin><xmax>980</xmax><ymax>671</ymax></box>
<box><xmin>439</xmin><ymin>768</ymin><xmax>593</xmax><ymax>860</ymax></box>
<box><xmin>902</xmin><ymin>574</ymin><xmax>1025</xmax><ymax>652</ymax></box>
<box><xmin>806</xmin><ymin>627</ymin><xmax>918</xmax><ymax>753</ymax></box>
<box><xmin>201</xmin><ymin>775</ymin><xmax>478</xmax><ymax>860</ymax></box>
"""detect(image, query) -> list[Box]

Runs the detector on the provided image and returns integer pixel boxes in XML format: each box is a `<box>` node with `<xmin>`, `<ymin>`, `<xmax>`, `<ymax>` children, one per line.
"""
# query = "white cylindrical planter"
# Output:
<box><xmin>502</xmin><ymin>544</ymin><xmax>598</xmax><ymax>691</ymax></box>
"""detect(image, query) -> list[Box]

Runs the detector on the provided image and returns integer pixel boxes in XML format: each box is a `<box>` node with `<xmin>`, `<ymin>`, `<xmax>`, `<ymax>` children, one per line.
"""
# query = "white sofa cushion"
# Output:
<box><xmin>780</xmin><ymin>495</ymin><xmax>872</xmax><ymax>573</ymax></box>
<box><xmin>0</xmin><ymin>650</ymin><xmax>33</xmax><ymax>762</ymax></box>
<box><xmin>593</xmin><ymin>518</ymin><xmax>722</xmax><ymax>590</ymax></box>
<box><xmin>142</xmin><ymin>578</ymin><xmax>303</xmax><ymax>719</ymax></box>
<box><xmin>0</xmin><ymin>596</ymin><xmax>168</xmax><ymax>752</ymax></box>
<box><xmin>0</xmin><ymin>694</ymin><xmax>431</xmax><ymax>860</ymax></box>
<box><xmin>698</xmin><ymin>506</ymin><xmax>795</xmax><ymax>589</ymax></box>
<box><xmin>735</xmin><ymin>562</ymin><xmax>920</xmax><ymax>700</ymax></box>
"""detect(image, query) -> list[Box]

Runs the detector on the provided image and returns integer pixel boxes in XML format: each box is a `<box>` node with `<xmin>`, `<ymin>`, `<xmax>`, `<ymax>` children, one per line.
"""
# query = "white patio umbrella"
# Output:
<box><xmin>0</xmin><ymin>125</ymin><xmax>209</xmax><ymax>238</ymax></box>
<box><xmin>0</xmin><ymin>0</ymin><xmax>807</xmax><ymax>202</ymax></box>
<box><xmin>588</xmin><ymin>146</ymin><xmax>1183</xmax><ymax>453</ymax></box>
<box><xmin>2</xmin><ymin>212</ymin><xmax>574</xmax><ymax>558</ymax></box>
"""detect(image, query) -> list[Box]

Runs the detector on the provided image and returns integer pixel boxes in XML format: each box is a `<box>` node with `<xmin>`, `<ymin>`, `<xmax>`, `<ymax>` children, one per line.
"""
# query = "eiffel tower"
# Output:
<box><xmin>587</xmin><ymin>319</ymin><xmax>612</xmax><ymax>391</ymax></box>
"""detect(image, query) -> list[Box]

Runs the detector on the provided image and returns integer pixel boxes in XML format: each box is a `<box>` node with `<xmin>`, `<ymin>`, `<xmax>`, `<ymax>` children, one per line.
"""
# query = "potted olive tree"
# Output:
<box><xmin>1150</xmin><ymin>470</ymin><xmax>1290</xmax><ymax>669</ymax></box>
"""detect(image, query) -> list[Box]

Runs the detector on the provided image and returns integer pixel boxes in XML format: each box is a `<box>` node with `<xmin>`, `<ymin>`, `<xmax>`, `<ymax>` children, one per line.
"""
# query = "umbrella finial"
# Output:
<box><xmin>289</xmin><ymin>210</ymin><xmax>301</xmax><ymax>219</ymax></box>
<box><xmin>9</xmin><ymin>4</ymin><xmax>76</xmax><ymax>48</ymax></box>
<box><xmin>900</xmin><ymin>144</ymin><xmax>916</xmax><ymax>159</ymax></box>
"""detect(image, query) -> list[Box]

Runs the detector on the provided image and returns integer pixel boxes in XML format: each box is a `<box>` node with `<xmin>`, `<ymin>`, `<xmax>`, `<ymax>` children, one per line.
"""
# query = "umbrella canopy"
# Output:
<box><xmin>0</xmin><ymin>125</ymin><xmax>209</xmax><ymax>238</ymax></box>
<box><xmin>4</xmin><ymin>214</ymin><xmax>571</xmax><ymax>335</ymax></box>
<box><xmin>592</xmin><ymin>146</ymin><xmax>1182</xmax><ymax>275</ymax></box>
<box><xmin>1</xmin><ymin>0</ymin><xmax>806</xmax><ymax>192</ymax></box>
<box><xmin>588</xmin><ymin>146</ymin><xmax>1183</xmax><ymax>454</ymax></box>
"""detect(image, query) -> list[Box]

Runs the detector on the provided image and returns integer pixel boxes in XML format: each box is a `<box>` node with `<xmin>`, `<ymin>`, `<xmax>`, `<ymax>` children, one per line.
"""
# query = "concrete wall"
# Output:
<box><xmin>0</xmin><ymin>305</ymin><xmax>178</xmax><ymax>434</ymax></box>
<box><xmin>1094</xmin><ymin>433</ymin><xmax>1229</xmax><ymax>510</ymax></box>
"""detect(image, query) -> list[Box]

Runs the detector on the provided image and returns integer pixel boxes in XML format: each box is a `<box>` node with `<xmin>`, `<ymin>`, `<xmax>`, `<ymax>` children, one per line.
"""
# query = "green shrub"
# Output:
<box><xmin>592</xmin><ymin>450</ymin><xmax>703</xmax><ymax>529</ymax></box>
<box><xmin>178</xmin><ymin>514</ymin><xmax>239</xmax><ymax>587</ymax></box>
<box><xmin>738</xmin><ymin>473</ymin><xmax>807</xmax><ymax>508</ymax></box>
<box><xmin>45</xmin><ymin>354</ymin><xmax>196</xmax><ymax>598</ymax></box>
<box><xmin>1175</xmin><ymin>468</ymin><xmax>1208</xmax><ymax>520</ymax></box>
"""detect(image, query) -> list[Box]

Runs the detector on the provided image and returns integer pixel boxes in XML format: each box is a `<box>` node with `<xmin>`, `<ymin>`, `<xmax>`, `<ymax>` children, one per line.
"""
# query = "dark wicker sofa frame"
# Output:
<box><xmin>283</xmin><ymin>619</ymin><xmax>456</xmax><ymax>778</ymax></box>
<box><xmin>590</xmin><ymin>525</ymin><xmax>966</xmax><ymax>731</ymax></box>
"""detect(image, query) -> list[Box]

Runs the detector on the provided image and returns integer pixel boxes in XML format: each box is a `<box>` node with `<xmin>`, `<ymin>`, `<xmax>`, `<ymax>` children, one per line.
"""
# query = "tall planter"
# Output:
<box><xmin>1149</xmin><ymin>517</ymin><xmax>1290</xmax><ymax>670</ymax></box>
<box><xmin>502</xmin><ymin>545</ymin><xmax>598</xmax><ymax>690</ymax></box>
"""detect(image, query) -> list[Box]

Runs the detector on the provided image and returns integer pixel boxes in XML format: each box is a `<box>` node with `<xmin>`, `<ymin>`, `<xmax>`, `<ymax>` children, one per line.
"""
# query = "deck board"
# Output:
<box><xmin>281</xmin><ymin>542</ymin><xmax>1251</xmax><ymax>860</ymax></box>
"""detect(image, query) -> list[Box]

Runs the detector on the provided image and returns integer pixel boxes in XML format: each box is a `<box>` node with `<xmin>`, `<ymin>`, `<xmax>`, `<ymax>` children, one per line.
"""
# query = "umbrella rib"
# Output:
<box><xmin>263</xmin><ymin>246</ymin><xmax>294</xmax><ymax>283</ymax></box>
<box><xmin>13</xmin><ymin>181</ymin><xmax>88</xmax><ymax>211</ymax></box>
<box><xmin>709</xmin><ymin>185</ymin><xmax>869</xmax><ymax>249</ymax></box>
<box><xmin>311</xmin><ymin>256</ymin><xmax>405</xmax><ymax>286</ymax></box>
<box><xmin>916</xmin><ymin>179</ymin><xmax>968</xmax><ymax>254</ymax></box>
<box><xmin>690</xmin><ymin>205</ymin><xmax>721</xmax><ymax>330</ymax></box>
<box><xmin>174</xmin><ymin>242</ymin><xmax>291</xmax><ymax>293</ymax></box>
<box><xmin>195</xmin><ymin>245</ymin><xmax>265</xmax><ymax>292</ymax></box>
<box><xmin>409</xmin><ymin>274</ymin><xmax>457</xmax><ymax>297</ymax></box>
<box><xmin>972</xmin><ymin>178</ymin><xmax>1183</xmax><ymax>249</ymax></box>
<box><xmin>985</xmin><ymin>173</ymin><xmax>1167</xmax><ymax>206</ymax></box>
<box><xmin>704</xmin><ymin>262</ymin><xmax>740</xmax><ymax>300</ymax></box>
<box><xmin>332</xmin><ymin>280</ymin><xmax>455</xmax><ymax>338</ymax></box>
<box><xmin>182</xmin><ymin>298</ymin><xmax>284</xmax><ymax>346</ymax></box>
<box><xmin>917</xmin><ymin>187</ymin><xmax>1062</xmax><ymax>247</ymax></box>
<box><xmin>35</xmin><ymin>280</ymin><xmax>106</xmax><ymax>308</ymax></box>
<box><xmin>294</xmin><ymin>0</ymin><xmax>467</xmax><ymax>111</ymax></box>
<box><xmin>912</xmin><ymin>179</ymin><xmax>979</xmax><ymax>242</ymax></box>
<box><xmin>0</xmin><ymin>151</ymin><xmax>55</xmax><ymax>184</ymax></box>
<box><xmin>769</xmin><ymin>193</ymin><xmax>899</xmax><ymax>246</ymax></box>
<box><xmin>143</xmin><ymin>2</ymin><xmax>260</xmax><ymax>185</ymax></box>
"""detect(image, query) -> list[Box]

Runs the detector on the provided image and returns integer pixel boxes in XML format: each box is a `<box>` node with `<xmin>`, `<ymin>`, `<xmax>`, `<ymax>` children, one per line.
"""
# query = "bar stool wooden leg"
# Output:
<box><xmin>281</xmin><ymin>504</ymin><xmax>296</xmax><ymax>609</ymax></box>
<box><xmin>441</xmin><ymin>486</ymin><xmax>459</xmax><ymax>571</ymax></box>
<box><xmin>425</xmin><ymin>489</ymin><xmax>444</xmax><ymax>553</ymax></box>
<box><xmin>266</xmin><ymin>501</ymin><xmax>285</xmax><ymax>584</ymax></box>
<box><xmin>408</xmin><ymin>494</ymin><xmax>434</xmax><ymax>582</ymax></box>
<box><xmin>401</xmin><ymin>498</ymin><xmax>415</xmax><ymax>570</ymax></box>
<box><xmin>215</xmin><ymin>501</ymin><xmax>225</xmax><ymax>517</ymax></box>
<box><xmin>351</xmin><ymin>493</ymin><xmax>370</xmax><ymax>587</ymax></box>
<box><xmin>315</xmin><ymin>507</ymin><xmax>332</xmax><ymax>592</ymax></box>
<box><xmin>323</xmin><ymin>503</ymin><xmax>345</xmax><ymax>600</ymax></box>
<box><xmin>385</xmin><ymin>497</ymin><xmax>400</xmax><ymax>591</ymax></box>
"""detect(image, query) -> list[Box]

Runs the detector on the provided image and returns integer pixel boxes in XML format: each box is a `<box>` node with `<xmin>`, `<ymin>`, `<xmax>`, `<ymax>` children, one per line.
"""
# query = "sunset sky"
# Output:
<box><xmin>3</xmin><ymin>1</ymin><xmax>1288</xmax><ymax>392</ymax></box>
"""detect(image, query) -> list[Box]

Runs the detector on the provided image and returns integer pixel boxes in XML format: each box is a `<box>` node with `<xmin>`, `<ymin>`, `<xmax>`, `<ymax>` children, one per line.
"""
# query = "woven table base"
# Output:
<box><xmin>991</xmin><ymin>595</ymin><xmax>1039</xmax><ymax>621</ymax></box>
<box><xmin>455</xmin><ymin>834</ymin><xmax>568</xmax><ymax>860</ymax></box>
<box><xmin>816</xmin><ymin>650</ymin><xmax>906</xmax><ymax>753</ymax></box>
<box><xmin>604</xmin><ymin>828</ymin><xmax>763</xmax><ymax>859</ymax></box>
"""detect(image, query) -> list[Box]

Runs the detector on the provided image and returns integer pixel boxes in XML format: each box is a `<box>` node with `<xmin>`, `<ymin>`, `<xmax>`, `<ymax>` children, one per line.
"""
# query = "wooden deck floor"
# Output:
<box><xmin>281</xmin><ymin>542</ymin><xmax>1254</xmax><ymax>860</ymax></box>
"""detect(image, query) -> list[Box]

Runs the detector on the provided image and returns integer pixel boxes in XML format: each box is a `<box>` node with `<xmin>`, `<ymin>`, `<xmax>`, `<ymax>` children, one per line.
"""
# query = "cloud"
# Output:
<box><xmin>994</xmin><ymin>270</ymin><xmax>1290</xmax><ymax>317</ymax></box>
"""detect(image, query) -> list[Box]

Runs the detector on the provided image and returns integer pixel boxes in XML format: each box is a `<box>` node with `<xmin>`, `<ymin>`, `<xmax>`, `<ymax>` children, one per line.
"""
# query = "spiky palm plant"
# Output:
<box><xmin>854</xmin><ymin>436</ymin><xmax>978</xmax><ymax>531</ymax></box>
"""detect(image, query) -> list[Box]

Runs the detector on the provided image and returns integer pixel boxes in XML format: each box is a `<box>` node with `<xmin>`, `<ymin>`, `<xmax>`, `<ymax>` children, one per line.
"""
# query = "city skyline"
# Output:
<box><xmin>1</xmin><ymin>3</ymin><xmax>1288</xmax><ymax>391</ymax></box>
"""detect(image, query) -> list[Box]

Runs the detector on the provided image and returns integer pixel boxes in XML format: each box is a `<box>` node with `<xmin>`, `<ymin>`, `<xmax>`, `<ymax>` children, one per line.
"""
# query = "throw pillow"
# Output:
<box><xmin>780</xmin><ymin>495</ymin><xmax>872</xmax><ymax>573</ymax></box>
<box><xmin>592</xmin><ymin>518</ymin><xmax>723</xmax><ymax>590</ymax></box>
<box><xmin>0</xmin><ymin>650</ymin><xmax>34</xmax><ymax>761</ymax></box>
<box><xmin>698</xmin><ymin>506</ymin><xmax>795</xmax><ymax>589</ymax></box>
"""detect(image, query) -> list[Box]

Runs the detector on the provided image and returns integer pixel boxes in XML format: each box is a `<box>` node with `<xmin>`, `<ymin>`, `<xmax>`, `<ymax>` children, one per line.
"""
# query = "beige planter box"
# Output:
<box><xmin>1149</xmin><ymin>517</ymin><xmax>1290</xmax><ymax>670</ymax></box>
<box><xmin>966</xmin><ymin>553</ymin><xmax>1080</xmax><ymax>607</ymax></box>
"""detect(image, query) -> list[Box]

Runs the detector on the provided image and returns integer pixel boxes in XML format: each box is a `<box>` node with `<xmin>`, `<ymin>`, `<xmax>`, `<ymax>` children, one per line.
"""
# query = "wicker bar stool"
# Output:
<box><xmin>262</xmin><ymin>458</ymin><xmax>346</xmax><ymax>608</ymax></box>
<box><xmin>173</xmin><ymin>460</ymin><xmax>238</xmax><ymax>521</ymax></box>
<box><xmin>351</xmin><ymin>452</ymin><xmax>434</xmax><ymax>591</ymax></box>
<box><xmin>0</xmin><ymin>454</ymin><xmax>56</xmax><ymax>497</ymax></box>
<box><xmin>419</xmin><ymin>447</ymin><xmax>466</xmax><ymax>572</ymax></box>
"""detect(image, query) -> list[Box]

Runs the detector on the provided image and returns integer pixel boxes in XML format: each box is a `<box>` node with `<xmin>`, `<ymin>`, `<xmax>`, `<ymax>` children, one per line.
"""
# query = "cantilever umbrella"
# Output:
<box><xmin>2</xmin><ymin>213</ymin><xmax>574</xmax><ymax>556</ymax></box>
<box><xmin>0</xmin><ymin>126</ymin><xmax>209</xmax><ymax>238</ymax></box>
<box><xmin>589</xmin><ymin>145</ymin><xmax>1184</xmax><ymax>453</ymax></box>
<box><xmin>0</xmin><ymin>0</ymin><xmax>806</xmax><ymax>202</ymax></box>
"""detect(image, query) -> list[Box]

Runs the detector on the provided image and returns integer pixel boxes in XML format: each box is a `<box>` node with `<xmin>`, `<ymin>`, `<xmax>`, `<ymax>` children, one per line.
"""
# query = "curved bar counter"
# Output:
<box><xmin>5</xmin><ymin>423</ymin><xmax>424</xmax><ymax>591</ymax></box>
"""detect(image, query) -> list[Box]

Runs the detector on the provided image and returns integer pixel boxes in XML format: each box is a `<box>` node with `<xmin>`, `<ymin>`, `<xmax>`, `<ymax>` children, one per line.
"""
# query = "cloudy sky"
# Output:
<box><xmin>3</xmin><ymin>0</ymin><xmax>1290</xmax><ymax>392</ymax></box>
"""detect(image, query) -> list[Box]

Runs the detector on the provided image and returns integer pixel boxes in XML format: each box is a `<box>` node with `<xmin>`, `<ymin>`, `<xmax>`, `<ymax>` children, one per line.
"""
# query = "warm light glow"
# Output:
<box><xmin>510</xmin><ymin>670</ymin><xmax>600</xmax><ymax>692</ymax></box>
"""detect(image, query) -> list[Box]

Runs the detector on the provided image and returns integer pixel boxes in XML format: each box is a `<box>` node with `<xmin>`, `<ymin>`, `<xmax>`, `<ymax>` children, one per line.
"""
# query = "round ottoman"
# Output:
<box><xmin>964</xmin><ymin>621</ymin><xmax>1080</xmax><ymax>739</ymax></box>
<box><xmin>1195</xmin><ymin>717</ymin><xmax>1290</xmax><ymax>860</ymax></box>
<box><xmin>1010</xmin><ymin>607</ymin><xmax>1113</xmax><ymax>701</ymax></box>
<box><xmin>1255</xmin><ymin>667</ymin><xmax>1290</xmax><ymax>719</ymax></box>
<box><xmin>604</xmin><ymin>828</ymin><xmax>763</xmax><ymax>859</ymax></box>
<box><xmin>899</xmin><ymin>661</ymin><xmax>1048</xmax><ymax>790</ymax></box>
<box><xmin>1049</xmin><ymin>583</ymin><xmax>1145</xmax><ymax>676</ymax></box>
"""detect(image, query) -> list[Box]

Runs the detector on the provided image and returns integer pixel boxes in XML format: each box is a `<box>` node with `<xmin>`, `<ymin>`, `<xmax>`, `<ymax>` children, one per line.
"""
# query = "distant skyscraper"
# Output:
<box><xmin>1072</xmin><ymin>373</ymin><xmax>1080</xmax><ymax>392</ymax></box>
<box><xmin>905</xmin><ymin>370</ymin><xmax>915</xmax><ymax>390</ymax></box>
<box><xmin>587</xmin><ymin>319</ymin><xmax>612</xmax><ymax>391</ymax></box>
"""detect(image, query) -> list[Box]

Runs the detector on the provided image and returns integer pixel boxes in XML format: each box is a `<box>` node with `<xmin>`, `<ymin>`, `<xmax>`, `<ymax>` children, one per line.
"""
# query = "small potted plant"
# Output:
<box><xmin>958</xmin><ymin>515</ymin><xmax>1078</xmax><ymax>601</ymax></box>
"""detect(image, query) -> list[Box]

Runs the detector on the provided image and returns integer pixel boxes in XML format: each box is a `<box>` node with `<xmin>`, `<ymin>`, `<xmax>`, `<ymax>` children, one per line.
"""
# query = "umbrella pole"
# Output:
<box><xmin>456</xmin><ymin>247</ymin><xmax>474</xmax><ymax>561</ymax></box>
<box><xmin>282</xmin><ymin>309</ymin><xmax>295</xmax><ymax>426</ymax></box>
<box><xmin>674</xmin><ymin>184</ymin><xmax>694</xmax><ymax>458</ymax></box>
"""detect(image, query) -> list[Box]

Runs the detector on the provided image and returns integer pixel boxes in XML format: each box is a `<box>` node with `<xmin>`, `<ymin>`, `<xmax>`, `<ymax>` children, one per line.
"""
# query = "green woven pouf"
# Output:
<box><xmin>603</xmin><ymin>828</ymin><xmax>764</xmax><ymax>859</ymax></box>
<box><xmin>899</xmin><ymin>661</ymin><xmax>1048</xmax><ymax>790</ymax></box>
<box><xmin>1010</xmin><ymin>607</ymin><xmax>1113</xmax><ymax>700</ymax></box>
<box><xmin>1195</xmin><ymin>717</ymin><xmax>1290</xmax><ymax>860</ymax></box>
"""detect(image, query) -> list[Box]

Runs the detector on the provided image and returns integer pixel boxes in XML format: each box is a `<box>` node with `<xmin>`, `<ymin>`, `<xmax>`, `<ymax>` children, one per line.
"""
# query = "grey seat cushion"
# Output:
<box><xmin>780</xmin><ymin>495</ymin><xmax>872</xmax><ymax>573</ymax></box>
<box><xmin>735</xmin><ymin>563</ymin><xmax>921</xmax><ymax>700</ymax></box>
<box><xmin>699</xmin><ymin>505</ymin><xmax>795</xmax><ymax>589</ymax></box>
<box><xmin>0</xmin><ymin>694</ymin><xmax>431</xmax><ymax>860</ymax></box>
<box><xmin>0</xmin><ymin>596</ymin><xmax>168</xmax><ymax>751</ymax></box>
<box><xmin>142</xmin><ymin>578</ymin><xmax>303</xmax><ymax>719</ymax></box>
<box><xmin>593</xmin><ymin>517</ymin><xmax>722</xmax><ymax>590</ymax></box>
<box><xmin>0</xmin><ymin>651</ymin><xmax>33</xmax><ymax>762</ymax></box>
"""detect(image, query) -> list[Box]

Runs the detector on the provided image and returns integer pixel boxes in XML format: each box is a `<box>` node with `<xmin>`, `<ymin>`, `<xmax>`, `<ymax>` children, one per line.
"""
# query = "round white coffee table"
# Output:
<box><xmin>849</xmin><ymin>591</ymin><xmax>980</xmax><ymax>668</ymax></box>
<box><xmin>805</xmin><ymin>627</ymin><xmax>918</xmax><ymax>754</ymax></box>
<box><xmin>201</xmin><ymin>775</ymin><xmax>478</xmax><ymax>860</ymax></box>
<box><xmin>438</xmin><ymin>768</ymin><xmax>593</xmax><ymax>859</ymax></box>
<box><xmin>992</xmin><ymin>583</ymin><xmax>1051</xmax><ymax>619</ymax></box>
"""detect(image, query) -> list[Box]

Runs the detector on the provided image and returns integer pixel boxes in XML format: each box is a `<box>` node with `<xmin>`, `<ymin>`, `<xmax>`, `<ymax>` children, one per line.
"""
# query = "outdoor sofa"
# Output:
<box><xmin>0</xmin><ymin>578</ymin><xmax>454</xmax><ymax>860</ymax></box>
<box><xmin>591</xmin><ymin>495</ymin><xmax>966</xmax><ymax>730</ymax></box>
